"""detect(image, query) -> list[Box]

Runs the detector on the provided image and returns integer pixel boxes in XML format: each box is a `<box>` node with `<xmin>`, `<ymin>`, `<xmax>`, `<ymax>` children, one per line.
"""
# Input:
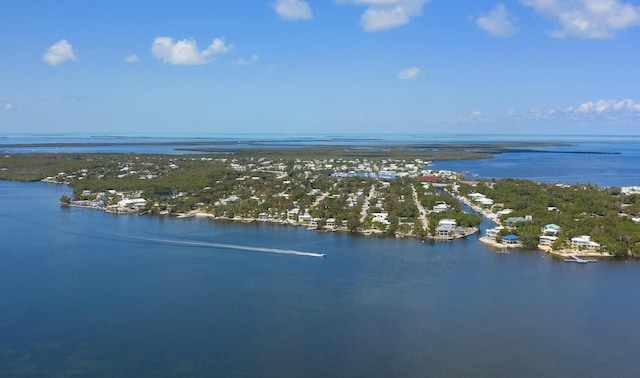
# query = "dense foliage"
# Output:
<box><xmin>458</xmin><ymin>179</ymin><xmax>640</xmax><ymax>255</ymax></box>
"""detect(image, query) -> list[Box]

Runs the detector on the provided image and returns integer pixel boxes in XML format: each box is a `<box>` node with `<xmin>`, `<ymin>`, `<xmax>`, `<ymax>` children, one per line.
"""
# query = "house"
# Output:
<box><xmin>298</xmin><ymin>214</ymin><xmax>312</xmax><ymax>223</ymax></box>
<box><xmin>485</xmin><ymin>226</ymin><xmax>504</xmax><ymax>240</ymax></box>
<box><xmin>433</xmin><ymin>203</ymin><xmax>449</xmax><ymax>213</ymax></box>
<box><xmin>117</xmin><ymin>198</ymin><xmax>147</xmax><ymax>208</ymax></box>
<box><xmin>539</xmin><ymin>235</ymin><xmax>557</xmax><ymax>246</ymax></box>
<box><xmin>287</xmin><ymin>208</ymin><xmax>300</xmax><ymax>218</ymax></box>
<box><xmin>501</xmin><ymin>234</ymin><xmax>520</xmax><ymax>246</ymax></box>
<box><xmin>543</xmin><ymin>224</ymin><xmax>561</xmax><ymax>235</ymax></box>
<box><xmin>372</xmin><ymin>212</ymin><xmax>390</xmax><ymax>225</ymax></box>
<box><xmin>436</xmin><ymin>219</ymin><xmax>457</xmax><ymax>238</ymax></box>
<box><xmin>326</xmin><ymin>218</ymin><xmax>336</xmax><ymax>227</ymax></box>
<box><xmin>505</xmin><ymin>216</ymin><xmax>532</xmax><ymax>225</ymax></box>
<box><xmin>570</xmin><ymin>235</ymin><xmax>600</xmax><ymax>251</ymax></box>
<box><xmin>438</xmin><ymin>219</ymin><xmax>457</xmax><ymax>227</ymax></box>
<box><xmin>436</xmin><ymin>226</ymin><xmax>452</xmax><ymax>238</ymax></box>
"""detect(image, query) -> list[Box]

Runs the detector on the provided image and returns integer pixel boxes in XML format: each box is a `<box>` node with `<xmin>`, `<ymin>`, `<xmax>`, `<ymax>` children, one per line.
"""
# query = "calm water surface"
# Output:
<box><xmin>2</xmin><ymin>181</ymin><xmax>640</xmax><ymax>377</ymax></box>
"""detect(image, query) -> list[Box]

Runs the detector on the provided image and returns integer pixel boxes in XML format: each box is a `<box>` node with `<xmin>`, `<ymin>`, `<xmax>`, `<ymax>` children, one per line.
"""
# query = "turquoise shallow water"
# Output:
<box><xmin>2</xmin><ymin>180</ymin><xmax>640</xmax><ymax>377</ymax></box>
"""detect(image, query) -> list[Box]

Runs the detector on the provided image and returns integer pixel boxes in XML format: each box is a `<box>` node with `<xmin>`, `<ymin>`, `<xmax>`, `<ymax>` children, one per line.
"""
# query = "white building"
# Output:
<box><xmin>570</xmin><ymin>235</ymin><xmax>600</xmax><ymax>251</ymax></box>
<box><xmin>372</xmin><ymin>212</ymin><xmax>390</xmax><ymax>225</ymax></box>
<box><xmin>539</xmin><ymin>235</ymin><xmax>558</xmax><ymax>247</ymax></box>
<box><xmin>485</xmin><ymin>226</ymin><xmax>504</xmax><ymax>240</ymax></box>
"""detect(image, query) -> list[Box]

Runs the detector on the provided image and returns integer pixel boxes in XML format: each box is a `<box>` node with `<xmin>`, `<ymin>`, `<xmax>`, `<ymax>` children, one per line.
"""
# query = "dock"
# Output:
<box><xmin>564</xmin><ymin>255</ymin><xmax>597</xmax><ymax>264</ymax></box>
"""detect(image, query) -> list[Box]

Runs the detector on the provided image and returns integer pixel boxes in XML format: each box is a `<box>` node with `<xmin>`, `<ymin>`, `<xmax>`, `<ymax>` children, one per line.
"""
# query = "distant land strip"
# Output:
<box><xmin>499</xmin><ymin>149</ymin><xmax>621</xmax><ymax>155</ymax></box>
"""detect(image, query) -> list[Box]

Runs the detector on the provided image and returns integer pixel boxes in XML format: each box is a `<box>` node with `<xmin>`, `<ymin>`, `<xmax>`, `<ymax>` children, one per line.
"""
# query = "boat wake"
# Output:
<box><xmin>94</xmin><ymin>229</ymin><xmax>326</xmax><ymax>258</ymax></box>
<box><xmin>124</xmin><ymin>234</ymin><xmax>326</xmax><ymax>257</ymax></box>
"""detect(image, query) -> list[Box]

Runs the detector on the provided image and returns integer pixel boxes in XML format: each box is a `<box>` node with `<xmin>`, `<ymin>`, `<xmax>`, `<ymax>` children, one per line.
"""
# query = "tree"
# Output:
<box><xmin>59</xmin><ymin>195</ymin><xmax>71</xmax><ymax>205</ymax></box>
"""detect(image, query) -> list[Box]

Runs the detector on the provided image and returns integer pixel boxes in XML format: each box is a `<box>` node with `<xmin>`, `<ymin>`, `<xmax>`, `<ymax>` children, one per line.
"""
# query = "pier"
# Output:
<box><xmin>564</xmin><ymin>255</ymin><xmax>597</xmax><ymax>264</ymax></box>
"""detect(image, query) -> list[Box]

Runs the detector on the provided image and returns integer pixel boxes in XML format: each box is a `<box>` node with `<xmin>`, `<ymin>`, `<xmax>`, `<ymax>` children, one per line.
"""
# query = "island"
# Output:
<box><xmin>1</xmin><ymin>142</ymin><xmax>639</xmax><ymax>256</ymax></box>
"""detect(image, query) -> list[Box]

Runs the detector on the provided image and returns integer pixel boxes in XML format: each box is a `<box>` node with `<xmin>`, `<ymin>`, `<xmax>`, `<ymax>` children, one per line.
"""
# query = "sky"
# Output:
<box><xmin>1</xmin><ymin>0</ymin><xmax>640</xmax><ymax>135</ymax></box>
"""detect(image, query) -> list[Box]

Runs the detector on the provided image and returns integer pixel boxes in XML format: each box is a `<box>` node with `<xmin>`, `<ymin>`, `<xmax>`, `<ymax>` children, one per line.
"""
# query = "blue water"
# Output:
<box><xmin>433</xmin><ymin>142</ymin><xmax>640</xmax><ymax>187</ymax></box>
<box><xmin>2</xmin><ymin>180</ymin><xmax>640</xmax><ymax>377</ymax></box>
<box><xmin>2</xmin><ymin>134</ymin><xmax>640</xmax><ymax>376</ymax></box>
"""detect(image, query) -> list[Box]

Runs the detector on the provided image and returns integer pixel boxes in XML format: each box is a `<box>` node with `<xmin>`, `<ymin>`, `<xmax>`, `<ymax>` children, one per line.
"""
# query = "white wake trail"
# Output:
<box><xmin>122</xmin><ymin>234</ymin><xmax>326</xmax><ymax>258</ymax></box>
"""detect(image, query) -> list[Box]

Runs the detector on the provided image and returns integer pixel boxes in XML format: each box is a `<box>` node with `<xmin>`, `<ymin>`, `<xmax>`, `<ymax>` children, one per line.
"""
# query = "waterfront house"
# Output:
<box><xmin>539</xmin><ymin>235</ymin><xmax>557</xmax><ymax>247</ymax></box>
<box><xmin>117</xmin><ymin>198</ymin><xmax>147</xmax><ymax>208</ymax></box>
<box><xmin>372</xmin><ymin>212</ymin><xmax>390</xmax><ymax>226</ymax></box>
<box><xmin>570</xmin><ymin>235</ymin><xmax>600</xmax><ymax>251</ymax></box>
<box><xmin>485</xmin><ymin>226</ymin><xmax>504</xmax><ymax>241</ymax></box>
<box><xmin>298</xmin><ymin>214</ymin><xmax>312</xmax><ymax>223</ymax></box>
<box><xmin>287</xmin><ymin>208</ymin><xmax>300</xmax><ymax>217</ymax></box>
<box><xmin>501</xmin><ymin>234</ymin><xmax>520</xmax><ymax>246</ymax></box>
<box><xmin>436</xmin><ymin>219</ymin><xmax>457</xmax><ymax>238</ymax></box>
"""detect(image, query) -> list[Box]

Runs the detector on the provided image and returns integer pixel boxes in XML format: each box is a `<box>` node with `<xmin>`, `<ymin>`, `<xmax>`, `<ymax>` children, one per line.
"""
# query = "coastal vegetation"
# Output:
<box><xmin>456</xmin><ymin>179</ymin><xmax>640</xmax><ymax>256</ymax></box>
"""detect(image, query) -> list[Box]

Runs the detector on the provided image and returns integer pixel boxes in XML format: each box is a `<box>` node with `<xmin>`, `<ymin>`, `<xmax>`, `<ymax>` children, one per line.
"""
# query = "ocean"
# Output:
<box><xmin>1</xmin><ymin>134</ymin><xmax>640</xmax><ymax>376</ymax></box>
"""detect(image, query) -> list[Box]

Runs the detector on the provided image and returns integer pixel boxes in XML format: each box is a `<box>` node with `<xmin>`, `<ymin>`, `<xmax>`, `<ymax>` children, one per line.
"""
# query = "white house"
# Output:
<box><xmin>485</xmin><ymin>226</ymin><xmax>504</xmax><ymax>240</ymax></box>
<box><xmin>298</xmin><ymin>214</ymin><xmax>312</xmax><ymax>223</ymax></box>
<box><xmin>570</xmin><ymin>235</ymin><xmax>600</xmax><ymax>251</ymax></box>
<box><xmin>539</xmin><ymin>235</ymin><xmax>558</xmax><ymax>247</ymax></box>
<box><xmin>372</xmin><ymin>212</ymin><xmax>390</xmax><ymax>225</ymax></box>
<box><xmin>117</xmin><ymin>198</ymin><xmax>147</xmax><ymax>208</ymax></box>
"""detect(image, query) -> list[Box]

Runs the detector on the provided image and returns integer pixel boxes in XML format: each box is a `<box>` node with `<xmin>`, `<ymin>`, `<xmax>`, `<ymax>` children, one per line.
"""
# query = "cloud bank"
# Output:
<box><xmin>151</xmin><ymin>37</ymin><xmax>232</xmax><ymax>65</ymax></box>
<box><xmin>273</xmin><ymin>0</ymin><xmax>313</xmax><ymax>20</ymax></box>
<box><xmin>507</xmin><ymin>99</ymin><xmax>640</xmax><ymax>122</ymax></box>
<box><xmin>476</xmin><ymin>4</ymin><xmax>518</xmax><ymax>37</ymax></box>
<box><xmin>42</xmin><ymin>39</ymin><xmax>76</xmax><ymax>66</ymax></box>
<box><xmin>521</xmin><ymin>0</ymin><xmax>640</xmax><ymax>39</ymax></box>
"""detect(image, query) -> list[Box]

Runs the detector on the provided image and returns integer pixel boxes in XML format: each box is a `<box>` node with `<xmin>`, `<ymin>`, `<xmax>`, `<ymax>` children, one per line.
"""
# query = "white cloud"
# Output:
<box><xmin>234</xmin><ymin>54</ymin><xmax>260</xmax><ymax>66</ymax></box>
<box><xmin>273</xmin><ymin>0</ymin><xmax>313</xmax><ymax>20</ymax></box>
<box><xmin>151</xmin><ymin>37</ymin><xmax>232</xmax><ymax>65</ymax></box>
<box><xmin>508</xmin><ymin>99</ymin><xmax>640</xmax><ymax>123</ymax></box>
<box><xmin>397</xmin><ymin>66</ymin><xmax>421</xmax><ymax>80</ymax></box>
<box><xmin>341</xmin><ymin>0</ymin><xmax>431</xmax><ymax>32</ymax></box>
<box><xmin>4</xmin><ymin>103</ymin><xmax>12</xmax><ymax>110</ymax></box>
<box><xmin>454</xmin><ymin>110</ymin><xmax>484</xmax><ymax>123</ymax></box>
<box><xmin>125</xmin><ymin>54</ymin><xmax>139</xmax><ymax>63</ymax></box>
<box><xmin>576</xmin><ymin>99</ymin><xmax>640</xmax><ymax>114</ymax></box>
<box><xmin>520</xmin><ymin>0</ymin><xmax>640</xmax><ymax>39</ymax></box>
<box><xmin>42</xmin><ymin>39</ymin><xmax>76</xmax><ymax>66</ymax></box>
<box><xmin>476</xmin><ymin>4</ymin><xmax>518</xmax><ymax>37</ymax></box>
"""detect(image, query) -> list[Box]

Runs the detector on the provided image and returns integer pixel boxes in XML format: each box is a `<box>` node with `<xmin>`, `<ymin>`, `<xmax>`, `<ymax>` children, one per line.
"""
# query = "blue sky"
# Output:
<box><xmin>1</xmin><ymin>0</ymin><xmax>639</xmax><ymax>135</ymax></box>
